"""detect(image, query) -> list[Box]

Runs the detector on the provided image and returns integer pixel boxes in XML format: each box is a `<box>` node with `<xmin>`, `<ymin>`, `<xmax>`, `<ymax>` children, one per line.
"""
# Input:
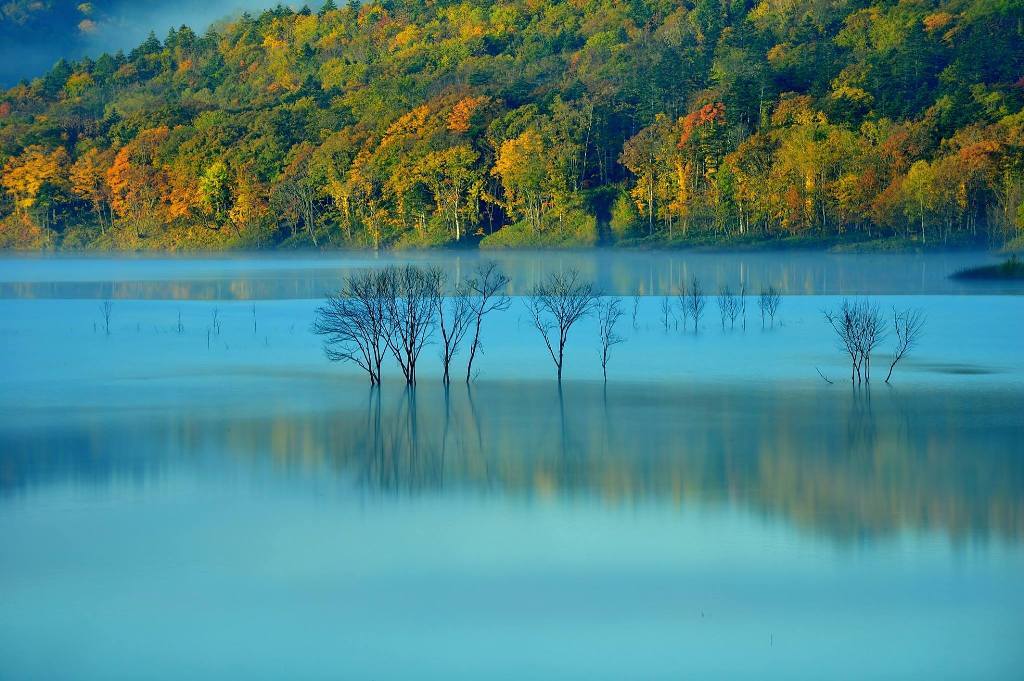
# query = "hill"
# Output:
<box><xmin>1</xmin><ymin>0</ymin><xmax>1023</xmax><ymax>250</ymax></box>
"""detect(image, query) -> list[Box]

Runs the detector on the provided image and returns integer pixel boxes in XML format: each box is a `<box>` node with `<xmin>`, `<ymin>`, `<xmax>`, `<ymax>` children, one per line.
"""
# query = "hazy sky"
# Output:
<box><xmin>0</xmin><ymin>1</ymin><xmax>310</xmax><ymax>86</ymax></box>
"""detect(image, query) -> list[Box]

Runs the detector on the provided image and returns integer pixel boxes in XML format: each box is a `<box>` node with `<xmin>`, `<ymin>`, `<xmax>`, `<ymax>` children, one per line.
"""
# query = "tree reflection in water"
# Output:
<box><xmin>1</xmin><ymin>380</ymin><xmax>1021</xmax><ymax>544</ymax></box>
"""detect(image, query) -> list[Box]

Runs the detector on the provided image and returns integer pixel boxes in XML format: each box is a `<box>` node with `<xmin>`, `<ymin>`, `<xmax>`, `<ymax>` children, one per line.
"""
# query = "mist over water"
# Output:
<box><xmin>1</xmin><ymin>252</ymin><xmax>1022</xmax><ymax>679</ymax></box>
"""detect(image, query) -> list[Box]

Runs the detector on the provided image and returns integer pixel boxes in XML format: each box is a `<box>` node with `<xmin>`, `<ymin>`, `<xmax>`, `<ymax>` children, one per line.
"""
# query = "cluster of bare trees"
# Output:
<box><xmin>656</xmin><ymin>279</ymin><xmax>779</xmax><ymax>333</ymax></box>
<box><xmin>315</xmin><ymin>266</ymin><xmax>927</xmax><ymax>388</ymax></box>
<box><xmin>313</xmin><ymin>262</ymin><xmax>510</xmax><ymax>386</ymax></box>
<box><xmin>824</xmin><ymin>300</ymin><xmax>925</xmax><ymax>384</ymax></box>
<box><xmin>716</xmin><ymin>284</ymin><xmax>746</xmax><ymax>330</ymax></box>
<box><xmin>759</xmin><ymin>286</ymin><xmax>782</xmax><ymax>328</ymax></box>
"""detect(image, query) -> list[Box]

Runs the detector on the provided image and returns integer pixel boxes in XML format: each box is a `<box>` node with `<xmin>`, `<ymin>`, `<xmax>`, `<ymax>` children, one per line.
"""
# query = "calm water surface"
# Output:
<box><xmin>1</xmin><ymin>253</ymin><xmax>1022</xmax><ymax>679</ymax></box>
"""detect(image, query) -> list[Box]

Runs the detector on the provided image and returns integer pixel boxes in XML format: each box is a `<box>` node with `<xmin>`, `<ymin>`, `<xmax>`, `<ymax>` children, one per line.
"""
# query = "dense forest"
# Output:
<box><xmin>1</xmin><ymin>0</ymin><xmax>1023</xmax><ymax>250</ymax></box>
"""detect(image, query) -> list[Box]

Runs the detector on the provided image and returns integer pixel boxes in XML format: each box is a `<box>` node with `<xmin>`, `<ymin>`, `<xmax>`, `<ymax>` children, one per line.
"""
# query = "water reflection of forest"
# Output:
<box><xmin>1</xmin><ymin>251</ymin><xmax>1015</xmax><ymax>300</ymax></box>
<box><xmin>2</xmin><ymin>382</ymin><xmax>1021</xmax><ymax>543</ymax></box>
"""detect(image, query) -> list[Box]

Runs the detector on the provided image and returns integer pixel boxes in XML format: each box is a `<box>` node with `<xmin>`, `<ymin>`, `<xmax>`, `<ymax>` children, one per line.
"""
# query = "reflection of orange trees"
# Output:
<box><xmin>8</xmin><ymin>382</ymin><xmax>1016</xmax><ymax>544</ymax></box>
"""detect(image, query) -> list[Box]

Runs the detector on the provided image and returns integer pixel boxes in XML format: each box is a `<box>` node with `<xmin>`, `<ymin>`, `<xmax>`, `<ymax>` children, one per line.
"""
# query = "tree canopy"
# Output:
<box><xmin>2</xmin><ymin>0</ymin><xmax>1023</xmax><ymax>250</ymax></box>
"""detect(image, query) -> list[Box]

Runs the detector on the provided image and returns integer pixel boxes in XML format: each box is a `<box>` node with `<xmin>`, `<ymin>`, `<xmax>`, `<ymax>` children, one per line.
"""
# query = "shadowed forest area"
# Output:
<box><xmin>1</xmin><ymin>0</ymin><xmax>1023</xmax><ymax>251</ymax></box>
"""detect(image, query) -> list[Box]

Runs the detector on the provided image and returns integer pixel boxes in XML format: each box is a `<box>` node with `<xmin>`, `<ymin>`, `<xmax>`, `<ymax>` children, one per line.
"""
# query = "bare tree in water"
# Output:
<box><xmin>434</xmin><ymin>274</ymin><xmax>474</xmax><ymax>385</ymax></box>
<box><xmin>686</xmin><ymin>276</ymin><xmax>706</xmax><ymax>332</ymax></box>
<box><xmin>313</xmin><ymin>269</ymin><xmax>390</xmax><ymax>385</ymax></box>
<box><xmin>660</xmin><ymin>296</ymin><xmax>672</xmax><ymax>331</ymax></box>
<box><xmin>675</xmin><ymin>280</ymin><xmax>689</xmax><ymax>330</ymax></box>
<box><xmin>384</xmin><ymin>265</ymin><xmax>441</xmax><ymax>385</ymax></box>
<box><xmin>597</xmin><ymin>297</ymin><xmax>625</xmax><ymax>382</ymax></box>
<box><xmin>464</xmin><ymin>261</ymin><xmax>510</xmax><ymax>383</ymax></box>
<box><xmin>717</xmin><ymin>285</ymin><xmax>741</xmax><ymax>330</ymax></box>
<box><xmin>738</xmin><ymin>281</ymin><xmax>748</xmax><ymax>330</ymax></box>
<box><xmin>759</xmin><ymin>286</ymin><xmax>782</xmax><ymax>328</ymax></box>
<box><xmin>885</xmin><ymin>308</ymin><xmax>925</xmax><ymax>383</ymax></box>
<box><xmin>631</xmin><ymin>291</ymin><xmax>641</xmax><ymax>329</ymax></box>
<box><xmin>99</xmin><ymin>300</ymin><xmax>112</xmax><ymax>335</ymax></box>
<box><xmin>526</xmin><ymin>269</ymin><xmax>598</xmax><ymax>384</ymax></box>
<box><xmin>824</xmin><ymin>299</ymin><xmax>886</xmax><ymax>384</ymax></box>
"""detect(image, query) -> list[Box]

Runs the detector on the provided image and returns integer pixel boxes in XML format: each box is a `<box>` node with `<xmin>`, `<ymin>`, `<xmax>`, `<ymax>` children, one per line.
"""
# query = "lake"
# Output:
<box><xmin>1</xmin><ymin>251</ymin><xmax>1022</xmax><ymax>679</ymax></box>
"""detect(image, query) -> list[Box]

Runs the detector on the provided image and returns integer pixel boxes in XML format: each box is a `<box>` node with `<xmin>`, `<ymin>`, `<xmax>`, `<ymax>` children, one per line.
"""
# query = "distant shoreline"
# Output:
<box><xmin>3</xmin><ymin>234</ymin><xmax>1017</xmax><ymax>256</ymax></box>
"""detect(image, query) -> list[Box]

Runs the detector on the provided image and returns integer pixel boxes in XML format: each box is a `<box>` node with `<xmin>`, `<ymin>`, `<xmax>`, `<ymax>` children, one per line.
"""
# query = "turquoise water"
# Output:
<box><xmin>1</xmin><ymin>253</ymin><xmax>1022</xmax><ymax>679</ymax></box>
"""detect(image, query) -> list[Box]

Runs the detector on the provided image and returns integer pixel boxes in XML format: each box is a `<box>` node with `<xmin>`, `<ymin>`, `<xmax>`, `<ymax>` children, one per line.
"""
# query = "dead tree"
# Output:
<box><xmin>434</xmin><ymin>275</ymin><xmax>474</xmax><ymax>385</ymax></box>
<box><xmin>859</xmin><ymin>301</ymin><xmax>885</xmax><ymax>382</ymax></box>
<box><xmin>738</xmin><ymin>281</ymin><xmax>748</xmax><ymax>330</ymax></box>
<box><xmin>597</xmin><ymin>297</ymin><xmax>625</xmax><ymax>382</ymax></box>
<box><xmin>313</xmin><ymin>269</ymin><xmax>390</xmax><ymax>385</ymax></box>
<box><xmin>759</xmin><ymin>286</ymin><xmax>782</xmax><ymax>328</ymax></box>
<box><xmin>824</xmin><ymin>299</ymin><xmax>886</xmax><ymax>384</ymax></box>
<box><xmin>384</xmin><ymin>265</ymin><xmax>441</xmax><ymax>386</ymax></box>
<box><xmin>99</xmin><ymin>300</ymin><xmax>112</xmax><ymax>335</ymax></box>
<box><xmin>631</xmin><ymin>292</ymin><xmax>641</xmax><ymax>329</ymax></box>
<box><xmin>824</xmin><ymin>301</ymin><xmax>861</xmax><ymax>383</ymax></box>
<box><xmin>525</xmin><ymin>269</ymin><xmax>598</xmax><ymax>384</ymax></box>
<box><xmin>211</xmin><ymin>307</ymin><xmax>221</xmax><ymax>335</ymax></box>
<box><xmin>660</xmin><ymin>296</ymin><xmax>672</xmax><ymax>331</ymax></box>
<box><xmin>675</xmin><ymin>280</ymin><xmax>690</xmax><ymax>330</ymax></box>
<box><xmin>464</xmin><ymin>261</ymin><xmax>510</xmax><ymax>383</ymax></box>
<box><xmin>717</xmin><ymin>286</ymin><xmax>741</xmax><ymax>330</ymax></box>
<box><xmin>686</xmin><ymin>276</ymin><xmax>705</xmax><ymax>332</ymax></box>
<box><xmin>885</xmin><ymin>308</ymin><xmax>925</xmax><ymax>383</ymax></box>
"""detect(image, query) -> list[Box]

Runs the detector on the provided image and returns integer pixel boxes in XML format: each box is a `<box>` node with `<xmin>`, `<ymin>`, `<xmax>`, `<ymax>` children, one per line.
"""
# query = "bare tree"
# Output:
<box><xmin>738</xmin><ymin>281</ymin><xmax>748</xmax><ymax>330</ymax></box>
<box><xmin>384</xmin><ymin>265</ymin><xmax>441</xmax><ymax>385</ymax></box>
<box><xmin>312</xmin><ymin>269</ymin><xmax>390</xmax><ymax>385</ymax></box>
<box><xmin>859</xmin><ymin>302</ymin><xmax>885</xmax><ymax>382</ymax></box>
<box><xmin>824</xmin><ymin>299</ymin><xmax>886</xmax><ymax>384</ymax></box>
<box><xmin>675</xmin><ymin>280</ymin><xmax>689</xmax><ymax>330</ymax></box>
<box><xmin>717</xmin><ymin>286</ymin><xmax>741</xmax><ymax>330</ymax></box>
<box><xmin>824</xmin><ymin>301</ymin><xmax>861</xmax><ymax>383</ymax></box>
<box><xmin>434</xmin><ymin>275</ymin><xmax>474</xmax><ymax>385</ymax></box>
<box><xmin>525</xmin><ymin>269</ymin><xmax>598</xmax><ymax>384</ymax></box>
<box><xmin>660</xmin><ymin>296</ymin><xmax>672</xmax><ymax>332</ymax></box>
<box><xmin>99</xmin><ymin>300</ymin><xmax>112</xmax><ymax>335</ymax></box>
<box><xmin>597</xmin><ymin>297</ymin><xmax>625</xmax><ymax>382</ymax></box>
<box><xmin>211</xmin><ymin>307</ymin><xmax>221</xmax><ymax>336</ymax></box>
<box><xmin>686</xmin><ymin>276</ymin><xmax>705</xmax><ymax>332</ymax></box>
<box><xmin>464</xmin><ymin>261</ymin><xmax>511</xmax><ymax>383</ymax></box>
<box><xmin>759</xmin><ymin>286</ymin><xmax>782</xmax><ymax>328</ymax></box>
<box><xmin>631</xmin><ymin>292</ymin><xmax>641</xmax><ymax>330</ymax></box>
<box><xmin>885</xmin><ymin>308</ymin><xmax>925</xmax><ymax>383</ymax></box>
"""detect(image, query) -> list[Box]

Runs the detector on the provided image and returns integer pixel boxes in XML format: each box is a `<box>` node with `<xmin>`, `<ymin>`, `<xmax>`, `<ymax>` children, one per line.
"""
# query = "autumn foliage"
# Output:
<box><xmin>0</xmin><ymin>0</ymin><xmax>1022</xmax><ymax>250</ymax></box>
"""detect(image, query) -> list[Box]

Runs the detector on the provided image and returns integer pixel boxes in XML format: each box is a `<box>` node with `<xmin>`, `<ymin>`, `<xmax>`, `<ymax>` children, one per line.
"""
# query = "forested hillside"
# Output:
<box><xmin>1</xmin><ymin>0</ymin><xmax>1023</xmax><ymax>250</ymax></box>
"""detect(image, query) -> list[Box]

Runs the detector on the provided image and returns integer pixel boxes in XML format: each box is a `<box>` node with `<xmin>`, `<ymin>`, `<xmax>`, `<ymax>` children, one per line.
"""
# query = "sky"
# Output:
<box><xmin>0</xmin><ymin>0</ymin><xmax>309</xmax><ymax>86</ymax></box>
